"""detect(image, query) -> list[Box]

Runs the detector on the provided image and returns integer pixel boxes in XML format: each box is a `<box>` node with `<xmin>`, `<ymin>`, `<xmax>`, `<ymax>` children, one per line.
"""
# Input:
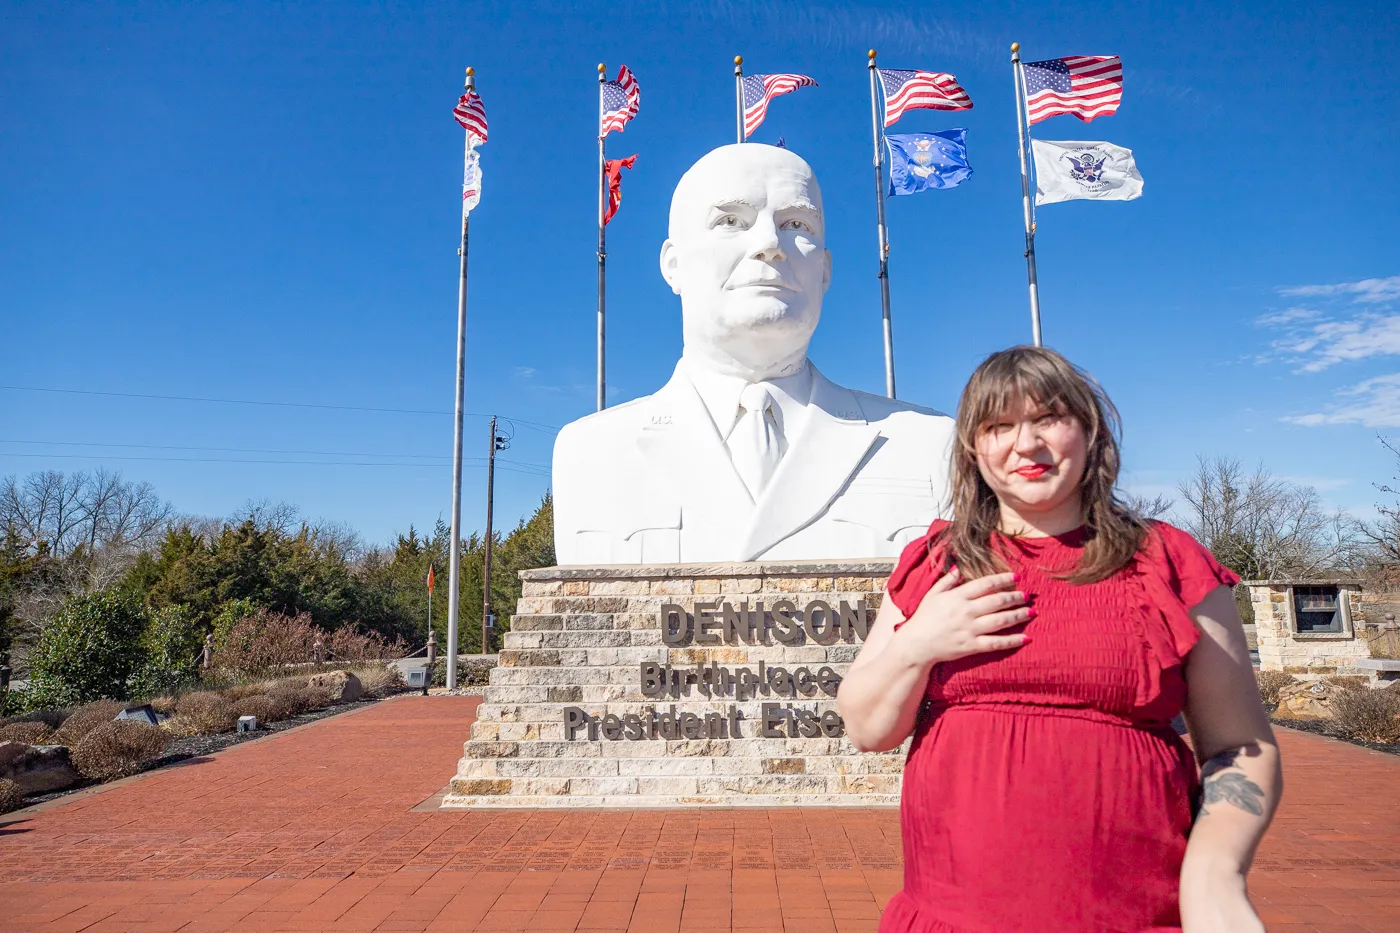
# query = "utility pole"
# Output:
<box><xmin>481</xmin><ymin>416</ymin><xmax>506</xmax><ymax>653</ymax></box>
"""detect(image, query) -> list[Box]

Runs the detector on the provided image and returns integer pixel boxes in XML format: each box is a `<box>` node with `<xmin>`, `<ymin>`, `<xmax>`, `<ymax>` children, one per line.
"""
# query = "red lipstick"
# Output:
<box><xmin>1013</xmin><ymin>463</ymin><xmax>1050</xmax><ymax>479</ymax></box>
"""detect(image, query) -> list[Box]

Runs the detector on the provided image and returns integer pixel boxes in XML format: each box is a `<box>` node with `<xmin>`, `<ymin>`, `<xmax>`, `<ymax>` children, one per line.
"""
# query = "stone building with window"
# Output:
<box><xmin>1246</xmin><ymin>578</ymin><xmax>1400</xmax><ymax>682</ymax></box>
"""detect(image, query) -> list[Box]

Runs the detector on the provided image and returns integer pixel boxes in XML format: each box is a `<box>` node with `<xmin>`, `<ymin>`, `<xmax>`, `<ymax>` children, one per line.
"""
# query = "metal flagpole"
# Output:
<box><xmin>481</xmin><ymin>415</ymin><xmax>497</xmax><ymax>653</ymax></box>
<box><xmin>867</xmin><ymin>50</ymin><xmax>896</xmax><ymax>399</ymax></box>
<box><xmin>596</xmin><ymin>64</ymin><xmax>607</xmax><ymax>412</ymax></box>
<box><xmin>1010</xmin><ymin>43</ymin><xmax>1042</xmax><ymax>347</ymax></box>
<box><xmin>734</xmin><ymin>56</ymin><xmax>745</xmax><ymax>143</ymax></box>
<box><xmin>445</xmin><ymin>66</ymin><xmax>475</xmax><ymax>690</ymax></box>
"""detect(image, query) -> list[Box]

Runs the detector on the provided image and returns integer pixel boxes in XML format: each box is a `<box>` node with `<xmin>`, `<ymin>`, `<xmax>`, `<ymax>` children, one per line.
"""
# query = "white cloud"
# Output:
<box><xmin>1259</xmin><ymin>275</ymin><xmax>1400</xmax><ymax>372</ymax></box>
<box><xmin>1285</xmin><ymin>373</ymin><xmax>1400</xmax><ymax>427</ymax></box>
<box><xmin>1278</xmin><ymin>276</ymin><xmax>1400</xmax><ymax>304</ymax></box>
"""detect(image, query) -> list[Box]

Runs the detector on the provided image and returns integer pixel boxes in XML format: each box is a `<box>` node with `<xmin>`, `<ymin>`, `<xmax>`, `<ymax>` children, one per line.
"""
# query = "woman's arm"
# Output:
<box><xmin>1179</xmin><ymin>585</ymin><xmax>1282</xmax><ymax>933</ymax></box>
<box><xmin>838</xmin><ymin>568</ymin><xmax>1027</xmax><ymax>752</ymax></box>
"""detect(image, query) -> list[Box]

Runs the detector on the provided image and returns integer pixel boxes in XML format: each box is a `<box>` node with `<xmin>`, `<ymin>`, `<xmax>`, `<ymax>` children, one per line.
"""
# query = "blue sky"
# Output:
<box><xmin>2</xmin><ymin>0</ymin><xmax>1397</xmax><ymax>545</ymax></box>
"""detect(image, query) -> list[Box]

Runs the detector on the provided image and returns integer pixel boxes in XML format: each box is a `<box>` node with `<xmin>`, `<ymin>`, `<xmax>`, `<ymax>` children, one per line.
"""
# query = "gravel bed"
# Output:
<box><xmin>18</xmin><ymin>693</ymin><xmax>401</xmax><ymax>807</ymax></box>
<box><xmin>1270</xmin><ymin>713</ymin><xmax>1400</xmax><ymax>757</ymax></box>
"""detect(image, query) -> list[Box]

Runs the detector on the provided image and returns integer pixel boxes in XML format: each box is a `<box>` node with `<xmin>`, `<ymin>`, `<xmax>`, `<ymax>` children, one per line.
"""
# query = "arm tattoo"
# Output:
<box><xmin>1196</xmin><ymin>746</ymin><xmax>1265</xmax><ymax>820</ymax></box>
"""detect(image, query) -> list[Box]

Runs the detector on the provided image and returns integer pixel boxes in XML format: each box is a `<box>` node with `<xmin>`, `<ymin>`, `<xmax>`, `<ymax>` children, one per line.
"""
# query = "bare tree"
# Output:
<box><xmin>1176</xmin><ymin>457</ymin><xmax>1349</xmax><ymax>581</ymax></box>
<box><xmin>1122</xmin><ymin>492</ymin><xmax>1174</xmax><ymax>519</ymax></box>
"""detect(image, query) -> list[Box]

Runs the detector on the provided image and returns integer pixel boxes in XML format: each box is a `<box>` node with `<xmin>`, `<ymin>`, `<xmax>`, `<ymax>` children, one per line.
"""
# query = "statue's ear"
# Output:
<box><xmin>659</xmin><ymin>239</ymin><xmax>682</xmax><ymax>295</ymax></box>
<box><xmin>822</xmin><ymin>248</ymin><xmax>832</xmax><ymax>294</ymax></box>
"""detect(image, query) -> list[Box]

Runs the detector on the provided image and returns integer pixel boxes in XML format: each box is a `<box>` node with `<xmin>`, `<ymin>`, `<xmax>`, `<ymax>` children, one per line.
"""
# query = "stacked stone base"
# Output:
<box><xmin>442</xmin><ymin>560</ymin><xmax>905</xmax><ymax>808</ymax></box>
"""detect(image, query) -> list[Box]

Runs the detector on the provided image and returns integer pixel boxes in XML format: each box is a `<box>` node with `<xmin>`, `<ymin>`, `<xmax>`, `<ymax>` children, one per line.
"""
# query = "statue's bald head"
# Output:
<box><xmin>660</xmin><ymin>144</ymin><xmax>831</xmax><ymax>381</ymax></box>
<box><xmin>668</xmin><ymin>144</ymin><xmax>824</xmax><ymax>240</ymax></box>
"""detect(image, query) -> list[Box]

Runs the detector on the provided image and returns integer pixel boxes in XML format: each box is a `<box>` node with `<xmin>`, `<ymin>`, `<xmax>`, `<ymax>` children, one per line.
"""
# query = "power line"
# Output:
<box><xmin>0</xmin><ymin>439</ymin><xmax>452</xmax><ymax>460</ymax></box>
<box><xmin>0</xmin><ymin>450</ymin><xmax>552</xmax><ymax>475</ymax></box>
<box><xmin>0</xmin><ymin>384</ymin><xmax>562</xmax><ymax>434</ymax></box>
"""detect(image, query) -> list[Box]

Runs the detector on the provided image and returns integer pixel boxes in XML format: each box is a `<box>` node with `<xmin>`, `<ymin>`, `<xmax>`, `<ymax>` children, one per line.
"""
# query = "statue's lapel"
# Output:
<box><xmin>636</xmin><ymin>364</ymin><xmax>754</xmax><ymax>520</ymax></box>
<box><xmin>738</xmin><ymin>365</ymin><xmax>879</xmax><ymax>559</ymax></box>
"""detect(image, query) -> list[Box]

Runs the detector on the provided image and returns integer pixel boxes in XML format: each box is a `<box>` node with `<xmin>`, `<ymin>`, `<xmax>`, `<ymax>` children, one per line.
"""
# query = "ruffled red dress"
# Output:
<box><xmin>879</xmin><ymin>521</ymin><xmax>1239</xmax><ymax>933</ymax></box>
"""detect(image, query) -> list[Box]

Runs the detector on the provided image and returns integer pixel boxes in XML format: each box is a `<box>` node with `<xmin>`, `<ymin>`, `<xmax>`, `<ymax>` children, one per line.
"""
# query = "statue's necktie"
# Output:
<box><xmin>730</xmin><ymin>383</ymin><xmax>782</xmax><ymax>500</ymax></box>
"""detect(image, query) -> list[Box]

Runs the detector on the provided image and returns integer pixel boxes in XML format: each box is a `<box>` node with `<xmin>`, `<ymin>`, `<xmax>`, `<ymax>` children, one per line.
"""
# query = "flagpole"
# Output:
<box><xmin>446</xmin><ymin>67</ymin><xmax>476</xmax><ymax>690</ymax></box>
<box><xmin>1010</xmin><ymin>43</ymin><xmax>1042</xmax><ymax>347</ymax></box>
<box><xmin>596</xmin><ymin>63</ymin><xmax>607</xmax><ymax>412</ymax></box>
<box><xmin>734</xmin><ymin>56</ymin><xmax>745</xmax><ymax>143</ymax></box>
<box><xmin>867</xmin><ymin>50</ymin><xmax>896</xmax><ymax>399</ymax></box>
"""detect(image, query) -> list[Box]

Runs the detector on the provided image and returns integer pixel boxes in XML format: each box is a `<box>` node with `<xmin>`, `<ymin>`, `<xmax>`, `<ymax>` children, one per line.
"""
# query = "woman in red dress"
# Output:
<box><xmin>838</xmin><ymin>347</ymin><xmax>1281</xmax><ymax>933</ymax></box>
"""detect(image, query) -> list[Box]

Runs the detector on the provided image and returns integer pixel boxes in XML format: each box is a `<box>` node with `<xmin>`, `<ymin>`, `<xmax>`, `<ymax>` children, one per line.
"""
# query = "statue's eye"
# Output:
<box><xmin>714</xmin><ymin>215</ymin><xmax>741</xmax><ymax>228</ymax></box>
<box><xmin>781</xmin><ymin>219</ymin><xmax>812</xmax><ymax>233</ymax></box>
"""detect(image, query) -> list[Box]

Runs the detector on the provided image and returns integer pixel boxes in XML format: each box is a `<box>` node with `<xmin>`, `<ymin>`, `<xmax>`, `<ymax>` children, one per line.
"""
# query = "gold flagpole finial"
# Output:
<box><xmin>868</xmin><ymin>49</ymin><xmax>877</xmax><ymax>59</ymax></box>
<box><xmin>1010</xmin><ymin>42</ymin><xmax>1019</xmax><ymax>53</ymax></box>
<box><xmin>597</xmin><ymin>63</ymin><xmax>606</xmax><ymax>82</ymax></box>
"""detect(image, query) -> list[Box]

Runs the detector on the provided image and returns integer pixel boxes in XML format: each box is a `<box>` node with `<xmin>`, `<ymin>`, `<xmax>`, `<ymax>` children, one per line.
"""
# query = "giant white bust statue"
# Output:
<box><xmin>552</xmin><ymin>144</ymin><xmax>955</xmax><ymax>564</ymax></box>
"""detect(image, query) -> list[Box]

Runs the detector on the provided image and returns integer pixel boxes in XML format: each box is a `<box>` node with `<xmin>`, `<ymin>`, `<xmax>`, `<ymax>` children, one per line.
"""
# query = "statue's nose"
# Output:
<box><xmin>747</xmin><ymin>218</ymin><xmax>785</xmax><ymax>262</ymax></box>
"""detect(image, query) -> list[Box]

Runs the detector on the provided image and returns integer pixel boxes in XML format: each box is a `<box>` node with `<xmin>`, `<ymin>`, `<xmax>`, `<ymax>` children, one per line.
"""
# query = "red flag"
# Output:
<box><xmin>604</xmin><ymin>155</ymin><xmax>637</xmax><ymax>225</ymax></box>
<box><xmin>427</xmin><ymin>565</ymin><xmax>435</xmax><ymax>594</ymax></box>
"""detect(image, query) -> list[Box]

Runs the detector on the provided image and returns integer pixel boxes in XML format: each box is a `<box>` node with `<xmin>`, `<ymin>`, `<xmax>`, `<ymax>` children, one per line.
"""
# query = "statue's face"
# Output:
<box><xmin>661</xmin><ymin>145</ymin><xmax>831</xmax><ymax>374</ymax></box>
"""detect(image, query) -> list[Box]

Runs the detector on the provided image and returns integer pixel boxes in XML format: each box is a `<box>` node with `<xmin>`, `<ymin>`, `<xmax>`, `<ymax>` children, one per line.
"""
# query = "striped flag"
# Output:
<box><xmin>742</xmin><ymin>73</ymin><xmax>817</xmax><ymax>138</ymax></box>
<box><xmin>1023</xmin><ymin>55</ymin><xmax>1122</xmax><ymax>124</ymax></box>
<box><xmin>878</xmin><ymin>69</ymin><xmax>973</xmax><ymax>127</ymax></box>
<box><xmin>452</xmin><ymin>90</ymin><xmax>488</xmax><ymax>147</ymax></box>
<box><xmin>600</xmin><ymin>65</ymin><xmax>641</xmax><ymax>137</ymax></box>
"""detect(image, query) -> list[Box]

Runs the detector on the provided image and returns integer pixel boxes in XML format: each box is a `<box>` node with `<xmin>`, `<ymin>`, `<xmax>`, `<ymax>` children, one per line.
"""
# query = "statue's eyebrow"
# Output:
<box><xmin>773</xmin><ymin>199</ymin><xmax>820</xmax><ymax>214</ymax></box>
<box><xmin>707</xmin><ymin>199</ymin><xmax>761</xmax><ymax>212</ymax></box>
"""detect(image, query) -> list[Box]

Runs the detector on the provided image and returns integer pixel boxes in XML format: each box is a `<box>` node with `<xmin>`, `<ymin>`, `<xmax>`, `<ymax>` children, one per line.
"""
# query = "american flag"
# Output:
<box><xmin>878</xmin><ymin>68</ymin><xmax>973</xmax><ymax>127</ymax></box>
<box><xmin>452</xmin><ymin>90</ymin><xmax>488</xmax><ymax>147</ymax></box>
<box><xmin>742</xmin><ymin>73</ymin><xmax>817</xmax><ymax>138</ymax></box>
<box><xmin>600</xmin><ymin>65</ymin><xmax>641</xmax><ymax>137</ymax></box>
<box><xmin>1022</xmin><ymin>55</ymin><xmax>1122</xmax><ymax>125</ymax></box>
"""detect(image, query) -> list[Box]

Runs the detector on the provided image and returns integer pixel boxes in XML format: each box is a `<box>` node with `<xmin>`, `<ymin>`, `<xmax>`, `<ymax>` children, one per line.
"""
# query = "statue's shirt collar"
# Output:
<box><xmin>679</xmin><ymin>357</ymin><xmax>812</xmax><ymax>449</ymax></box>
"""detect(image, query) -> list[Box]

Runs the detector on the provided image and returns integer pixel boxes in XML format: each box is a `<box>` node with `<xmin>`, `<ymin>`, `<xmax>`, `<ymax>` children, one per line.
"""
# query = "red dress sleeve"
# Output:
<box><xmin>886</xmin><ymin>519</ymin><xmax>951</xmax><ymax>620</ymax></box>
<box><xmin>1151</xmin><ymin>522</ymin><xmax>1241</xmax><ymax>608</ymax></box>
<box><xmin>1138</xmin><ymin>521</ymin><xmax>1242</xmax><ymax>660</ymax></box>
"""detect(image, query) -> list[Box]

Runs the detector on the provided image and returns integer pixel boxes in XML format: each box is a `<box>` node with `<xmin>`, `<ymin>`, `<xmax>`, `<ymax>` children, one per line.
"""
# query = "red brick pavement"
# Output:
<box><xmin>0</xmin><ymin>695</ymin><xmax>1396</xmax><ymax>932</ymax></box>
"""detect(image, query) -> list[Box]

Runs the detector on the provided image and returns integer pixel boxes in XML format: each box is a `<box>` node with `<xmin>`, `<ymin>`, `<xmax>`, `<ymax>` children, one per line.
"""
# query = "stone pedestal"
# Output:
<box><xmin>442</xmin><ymin>560</ymin><xmax>905</xmax><ymax>808</ymax></box>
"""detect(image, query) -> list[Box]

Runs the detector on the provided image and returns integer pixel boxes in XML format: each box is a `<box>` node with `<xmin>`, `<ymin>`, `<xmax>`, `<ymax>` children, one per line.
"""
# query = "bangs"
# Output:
<box><xmin>957</xmin><ymin>350</ymin><xmax>1098</xmax><ymax>449</ymax></box>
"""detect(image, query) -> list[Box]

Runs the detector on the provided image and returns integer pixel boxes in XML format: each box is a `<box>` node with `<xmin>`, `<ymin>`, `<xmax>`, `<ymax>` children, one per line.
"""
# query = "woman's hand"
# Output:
<box><xmin>1180</xmin><ymin>868</ymin><xmax>1264</xmax><ymax>933</ymax></box>
<box><xmin>891</xmin><ymin>567</ymin><xmax>1031</xmax><ymax>670</ymax></box>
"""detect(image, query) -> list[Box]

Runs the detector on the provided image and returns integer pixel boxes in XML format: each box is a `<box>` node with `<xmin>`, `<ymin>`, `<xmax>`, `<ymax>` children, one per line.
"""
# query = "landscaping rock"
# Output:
<box><xmin>1277</xmin><ymin>680</ymin><xmax>1342</xmax><ymax>719</ymax></box>
<box><xmin>0</xmin><ymin>742</ymin><xmax>81</xmax><ymax>794</ymax></box>
<box><xmin>308</xmin><ymin>670</ymin><xmax>363</xmax><ymax>703</ymax></box>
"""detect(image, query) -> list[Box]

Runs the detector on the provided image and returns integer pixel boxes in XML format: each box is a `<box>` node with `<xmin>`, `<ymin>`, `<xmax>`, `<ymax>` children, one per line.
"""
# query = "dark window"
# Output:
<box><xmin>1293</xmin><ymin>586</ymin><xmax>1342</xmax><ymax>633</ymax></box>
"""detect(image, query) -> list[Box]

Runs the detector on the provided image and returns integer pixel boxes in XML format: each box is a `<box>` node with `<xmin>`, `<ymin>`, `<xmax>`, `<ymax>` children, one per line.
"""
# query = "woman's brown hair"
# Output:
<box><xmin>934</xmin><ymin>346</ymin><xmax>1148</xmax><ymax>584</ymax></box>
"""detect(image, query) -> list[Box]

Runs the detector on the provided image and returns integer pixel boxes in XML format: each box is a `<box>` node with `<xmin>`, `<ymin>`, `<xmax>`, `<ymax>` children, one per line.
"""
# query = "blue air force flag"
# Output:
<box><xmin>1031</xmin><ymin>140</ymin><xmax>1142</xmax><ymax>205</ymax></box>
<box><xmin>886</xmin><ymin>129</ymin><xmax>973</xmax><ymax>195</ymax></box>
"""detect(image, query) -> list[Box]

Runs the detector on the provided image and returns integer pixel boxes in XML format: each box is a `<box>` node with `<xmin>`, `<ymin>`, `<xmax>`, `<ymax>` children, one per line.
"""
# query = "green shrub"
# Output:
<box><xmin>1256</xmin><ymin>670</ymin><xmax>1296</xmax><ymax>704</ymax></box>
<box><xmin>26</xmin><ymin>591</ymin><xmax>148</xmax><ymax>708</ymax></box>
<box><xmin>52</xmin><ymin>700</ymin><xmax>125</xmax><ymax>746</ymax></box>
<box><xmin>128</xmin><ymin>606</ymin><xmax>204</xmax><ymax>700</ymax></box>
<box><xmin>0</xmin><ymin>778</ymin><xmax>21</xmax><ymax>814</ymax></box>
<box><xmin>71</xmin><ymin>721</ymin><xmax>170</xmax><ymax>781</ymax></box>
<box><xmin>172</xmin><ymin>691</ymin><xmax>237</xmax><ymax>735</ymax></box>
<box><xmin>1331</xmin><ymin>687</ymin><xmax>1400</xmax><ymax>744</ymax></box>
<box><xmin>0</xmin><ymin>721</ymin><xmax>54</xmax><ymax>744</ymax></box>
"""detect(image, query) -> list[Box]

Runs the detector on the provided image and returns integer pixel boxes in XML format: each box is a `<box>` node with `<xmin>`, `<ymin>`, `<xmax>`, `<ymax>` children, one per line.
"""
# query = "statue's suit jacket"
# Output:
<box><xmin>552</xmin><ymin>362</ymin><xmax>955</xmax><ymax>564</ymax></box>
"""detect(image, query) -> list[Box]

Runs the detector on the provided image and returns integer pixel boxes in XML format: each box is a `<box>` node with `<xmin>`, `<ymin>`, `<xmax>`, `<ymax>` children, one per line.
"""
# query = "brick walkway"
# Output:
<box><xmin>0</xmin><ymin>696</ymin><xmax>1396</xmax><ymax>932</ymax></box>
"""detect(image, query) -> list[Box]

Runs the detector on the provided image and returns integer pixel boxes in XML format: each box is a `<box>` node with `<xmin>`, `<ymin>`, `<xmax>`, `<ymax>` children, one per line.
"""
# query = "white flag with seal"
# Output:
<box><xmin>461</xmin><ymin>148</ymin><xmax>482</xmax><ymax>216</ymax></box>
<box><xmin>1032</xmin><ymin>139</ymin><xmax>1143</xmax><ymax>205</ymax></box>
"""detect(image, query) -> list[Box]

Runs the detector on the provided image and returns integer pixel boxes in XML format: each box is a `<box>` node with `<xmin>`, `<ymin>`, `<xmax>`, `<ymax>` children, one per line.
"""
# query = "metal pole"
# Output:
<box><xmin>868</xmin><ymin>50</ymin><xmax>896</xmax><ymax>399</ymax></box>
<box><xmin>1010</xmin><ymin>43</ymin><xmax>1042</xmax><ymax>347</ymax></box>
<box><xmin>734</xmin><ymin>56</ymin><xmax>745</xmax><ymax>143</ymax></box>
<box><xmin>482</xmin><ymin>415</ymin><xmax>497</xmax><ymax>654</ymax></box>
<box><xmin>446</xmin><ymin>67</ymin><xmax>475</xmax><ymax>690</ymax></box>
<box><xmin>597</xmin><ymin>64</ymin><xmax>607</xmax><ymax>412</ymax></box>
